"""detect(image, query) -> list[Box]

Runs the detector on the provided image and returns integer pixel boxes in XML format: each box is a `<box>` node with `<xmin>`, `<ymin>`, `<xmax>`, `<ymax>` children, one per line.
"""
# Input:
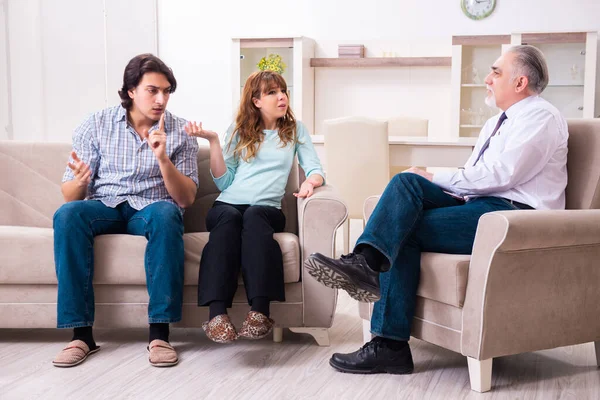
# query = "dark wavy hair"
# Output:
<box><xmin>118</xmin><ymin>54</ymin><xmax>177</xmax><ymax>110</ymax></box>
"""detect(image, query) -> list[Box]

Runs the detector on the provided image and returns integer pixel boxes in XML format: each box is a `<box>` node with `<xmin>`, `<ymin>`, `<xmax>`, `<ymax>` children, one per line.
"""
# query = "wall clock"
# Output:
<box><xmin>461</xmin><ymin>0</ymin><xmax>496</xmax><ymax>20</ymax></box>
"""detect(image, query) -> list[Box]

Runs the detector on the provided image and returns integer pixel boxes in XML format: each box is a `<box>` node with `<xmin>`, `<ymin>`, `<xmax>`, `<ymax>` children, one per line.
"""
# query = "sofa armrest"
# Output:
<box><xmin>462</xmin><ymin>210</ymin><xmax>600</xmax><ymax>360</ymax></box>
<box><xmin>297</xmin><ymin>185</ymin><xmax>348</xmax><ymax>327</ymax></box>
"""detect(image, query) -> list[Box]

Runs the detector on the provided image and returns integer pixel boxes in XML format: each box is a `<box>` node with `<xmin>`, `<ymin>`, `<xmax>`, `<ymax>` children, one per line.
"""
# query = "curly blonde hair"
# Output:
<box><xmin>228</xmin><ymin>71</ymin><xmax>297</xmax><ymax>162</ymax></box>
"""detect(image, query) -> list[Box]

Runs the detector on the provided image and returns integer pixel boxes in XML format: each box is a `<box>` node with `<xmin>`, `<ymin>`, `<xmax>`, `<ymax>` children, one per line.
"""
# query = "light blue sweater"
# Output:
<box><xmin>212</xmin><ymin>121</ymin><xmax>325</xmax><ymax>209</ymax></box>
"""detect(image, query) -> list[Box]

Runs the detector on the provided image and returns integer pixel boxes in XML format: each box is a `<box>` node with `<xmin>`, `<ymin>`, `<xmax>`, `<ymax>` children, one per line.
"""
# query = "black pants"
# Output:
<box><xmin>198</xmin><ymin>201</ymin><xmax>286</xmax><ymax>307</ymax></box>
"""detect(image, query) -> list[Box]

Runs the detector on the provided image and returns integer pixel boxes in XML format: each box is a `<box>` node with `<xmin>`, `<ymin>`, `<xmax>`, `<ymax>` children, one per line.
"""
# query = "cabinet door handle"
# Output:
<box><xmin>578</xmin><ymin>106</ymin><xmax>584</xmax><ymax>110</ymax></box>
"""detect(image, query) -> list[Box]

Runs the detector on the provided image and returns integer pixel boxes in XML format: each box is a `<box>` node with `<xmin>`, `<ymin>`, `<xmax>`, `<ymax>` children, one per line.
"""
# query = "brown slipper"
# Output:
<box><xmin>202</xmin><ymin>314</ymin><xmax>238</xmax><ymax>344</ymax></box>
<box><xmin>148</xmin><ymin>339</ymin><xmax>179</xmax><ymax>367</ymax></box>
<box><xmin>52</xmin><ymin>340</ymin><xmax>100</xmax><ymax>368</ymax></box>
<box><xmin>238</xmin><ymin>311</ymin><xmax>274</xmax><ymax>340</ymax></box>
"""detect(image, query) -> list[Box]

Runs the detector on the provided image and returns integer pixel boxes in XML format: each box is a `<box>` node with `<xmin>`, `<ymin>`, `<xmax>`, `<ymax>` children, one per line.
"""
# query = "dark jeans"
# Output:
<box><xmin>198</xmin><ymin>201</ymin><xmax>286</xmax><ymax>307</ymax></box>
<box><xmin>356</xmin><ymin>173</ymin><xmax>527</xmax><ymax>340</ymax></box>
<box><xmin>53</xmin><ymin>200</ymin><xmax>185</xmax><ymax>328</ymax></box>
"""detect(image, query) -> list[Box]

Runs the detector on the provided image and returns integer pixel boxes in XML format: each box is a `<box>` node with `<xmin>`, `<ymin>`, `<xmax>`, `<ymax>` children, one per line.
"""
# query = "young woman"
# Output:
<box><xmin>185</xmin><ymin>71</ymin><xmax>325</xmax><ymax>343</ymax></box>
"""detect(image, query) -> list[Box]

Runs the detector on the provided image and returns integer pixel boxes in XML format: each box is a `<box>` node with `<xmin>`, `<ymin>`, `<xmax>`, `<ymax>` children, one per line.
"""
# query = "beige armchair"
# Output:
<box><xmin>358</xmin><ymin>119</ymin><xmax>600</xmax><ymax>391</ymax></box>
<box><xmin>0</xmin><ymin>142</ymin><xmax>347</xmax><ymax>346</ymax></box>
<box><xmin>323</xmin><ymin>117</ymin><xmax>389</xmax><ymax>253</ymax></box>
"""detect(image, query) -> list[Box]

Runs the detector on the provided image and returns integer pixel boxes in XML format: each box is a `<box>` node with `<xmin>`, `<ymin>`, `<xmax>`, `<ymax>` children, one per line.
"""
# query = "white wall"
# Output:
<box><xmin>0</xmin><ymin>0</ymin><xmax>10</xmax><ymax>140</ymax></box>
<box><xmin>158</xmin><ymin>0</ymin><xmax>600</xmax><ymax>137</ymax></box>
<box><xmin>2</xmin><ymin>1</ymin><xmax>600</xmax><ymax>141</ymax></box>
<box><xmin>3</xmin><ymin>0</ymin><xmax>157</xmax><ymax>142</ymax></box>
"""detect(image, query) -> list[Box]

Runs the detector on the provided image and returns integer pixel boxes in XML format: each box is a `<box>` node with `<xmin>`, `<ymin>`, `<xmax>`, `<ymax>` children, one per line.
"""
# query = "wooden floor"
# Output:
<box><xmin>0</xmin><ymin>291</ymin><xmax>598</xmax><ymax>400</ymax></box>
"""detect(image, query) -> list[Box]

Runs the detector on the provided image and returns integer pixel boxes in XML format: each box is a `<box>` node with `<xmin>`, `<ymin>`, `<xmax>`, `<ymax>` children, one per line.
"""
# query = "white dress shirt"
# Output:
<box><xmin>433</xmin><ymin>95</ymin><xmax>568</xmax><ymax>210</ymax></box>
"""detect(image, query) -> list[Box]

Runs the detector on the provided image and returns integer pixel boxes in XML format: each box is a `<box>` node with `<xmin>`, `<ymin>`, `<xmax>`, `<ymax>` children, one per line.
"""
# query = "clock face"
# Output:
<box><xmin>462</xmin><ymin>0</ymin><xmax>496</xmax><ymax>20</ymax></box>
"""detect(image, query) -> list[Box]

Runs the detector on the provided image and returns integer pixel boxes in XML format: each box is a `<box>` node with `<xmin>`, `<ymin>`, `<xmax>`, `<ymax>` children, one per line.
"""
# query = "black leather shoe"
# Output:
<box><xmin>330</xmin><ymin>337</ymin><xmax>414</xmax><ymax>374</ymax></box>
<box><xmin>304</xmin><ymin>252</ymin><xmax>380</xmax><ymax>302</ymax></box>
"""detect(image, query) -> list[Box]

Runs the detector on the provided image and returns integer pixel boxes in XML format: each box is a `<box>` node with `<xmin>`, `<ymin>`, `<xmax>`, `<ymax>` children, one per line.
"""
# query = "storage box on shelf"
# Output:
<box><xmin>338</xmin><ymin>44</ymin><xmax>365</xmax><ymax>58</ymax></box>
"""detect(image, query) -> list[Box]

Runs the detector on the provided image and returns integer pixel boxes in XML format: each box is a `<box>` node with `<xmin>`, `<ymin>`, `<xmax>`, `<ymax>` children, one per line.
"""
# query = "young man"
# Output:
<box><xmin>52</xmin><ymin>54</ymin><xmax>199</xmax><ymax>368</ymax></box>
<box><xmin>306</xmin><ymin>45</ymin><xmax>568</xmax><ymax>374</ymax></box>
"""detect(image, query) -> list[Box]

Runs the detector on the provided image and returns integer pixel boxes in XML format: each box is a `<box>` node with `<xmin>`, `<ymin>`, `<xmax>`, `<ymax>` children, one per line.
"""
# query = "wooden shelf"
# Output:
<box><xmin>547</xmin><ymin>83</ymin><xmax>584</xmax><ymax>87</ymax></box>
<box><xmin>452</xmin><ymin>35</ymin><xmax>511</xmax><ymax>46</ymax></box>
<box><xmin>239</xmin><ymin>38</ymin><xmax>294</xmax><ymax>48</ymax></box>
<box><xmin>310</xmin><ymin>57</ymin><xmax>451</xmax><ymax>68</ymax></box>
<box><xmin>521</xmin><ymin>32</ymin><xmax>586</xmax><ymax>45</ymax></box>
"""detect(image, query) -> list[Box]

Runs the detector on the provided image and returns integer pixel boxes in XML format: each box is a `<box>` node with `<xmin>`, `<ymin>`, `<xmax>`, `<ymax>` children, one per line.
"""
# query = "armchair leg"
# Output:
<box><xmin>595</xmin><ymin>341</ymin><xmax>599</xmax><ymax>367</ymax></box>
<box><xmin>362</xmin><ymin>319</ymin><xmax>373</xmax><ymax>343</ymax></box>
<box><xmin>467</xmin><ymin>357</ymin><xmax>493</xmax><ymax>393</ymax></box>
<box><xmin>289</xmin><ymin>328</ymin><xmax>330</xmax><ymax>346</ymax></box>
<box><xmin>273</xmin><ymin>327</ymin><xmax>283</xmax><ymax>343</ymax></box>
<box><xmin>343</xmin><ymin>219</ymin><xmax>350</xmax><ymax>255</ymax></box>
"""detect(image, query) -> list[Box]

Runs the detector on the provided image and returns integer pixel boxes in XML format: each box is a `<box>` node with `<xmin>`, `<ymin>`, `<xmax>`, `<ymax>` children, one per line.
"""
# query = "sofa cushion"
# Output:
<box><xmin>418</xmin><ymin>252</ymin><xmax>470</xmax><ymax>308</ymax></box>
<box><xmin>0</xmin><ymin>226</ymin><xmax>300</xmax><ymax>285</ymax></box>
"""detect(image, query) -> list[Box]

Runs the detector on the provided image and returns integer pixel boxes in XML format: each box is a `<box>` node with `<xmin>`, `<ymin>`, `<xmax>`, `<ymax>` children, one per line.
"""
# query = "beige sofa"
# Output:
<box><xmin>359</xmin><ymin>119</ymin><xmax>600</xmax><ymax>391</ymax></box>
<box><xmin>0</xmin><ymin>142</ymin><xmax>347</xmax><ymax>346</ymax></box>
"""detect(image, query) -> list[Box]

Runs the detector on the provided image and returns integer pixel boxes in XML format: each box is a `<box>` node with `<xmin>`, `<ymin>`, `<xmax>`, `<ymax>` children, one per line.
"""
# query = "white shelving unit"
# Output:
<box><xmin>511</xmin><ymin>31</ymin><xmax>598</xmax><ymax>119</ymax></box>
<box><xmin>450</xmin><ymin>35</ymin><xmax>512</xmax><ymax>139</ymax></box>
<box><xmin>451</xmin><ymin>32</ymin><xmax>598</xmax><ymax>139</ymax></box>
<box><xmin>229</xmin><ymin>32</ymin><xmax>598</xmax><ymax>152</ymax></box>
<box><xmin>231</xmin><ymin>37</ymin><xmax>315</xmax><ymax>133</ymax></box>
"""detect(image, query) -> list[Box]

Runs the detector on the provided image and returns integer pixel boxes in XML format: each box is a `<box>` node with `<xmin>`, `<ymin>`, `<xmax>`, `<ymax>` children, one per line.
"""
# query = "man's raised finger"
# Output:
<box><xmin>158</xmin><ymin>113</ymin><xmax>165</xmax><ymax>132</ymax></box>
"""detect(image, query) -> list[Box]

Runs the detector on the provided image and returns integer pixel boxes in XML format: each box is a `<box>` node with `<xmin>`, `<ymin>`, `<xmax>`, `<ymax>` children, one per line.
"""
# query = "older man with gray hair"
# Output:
<box><xmin>305</xmin><ymin>45</ymin><xmax>568</xmax><ymax>375</ymax></box>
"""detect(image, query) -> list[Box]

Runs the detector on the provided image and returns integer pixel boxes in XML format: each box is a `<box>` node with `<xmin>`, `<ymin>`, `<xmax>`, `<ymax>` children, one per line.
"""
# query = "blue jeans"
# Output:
<box><xmin>356</xmin><ymin>173</ymin><xmax>521</xmax><ymax>341</ymax></box>
<box><xmin>53</xmin><ymin>200</ymin><xmax>184</xmax><ymax>328</ymax></box>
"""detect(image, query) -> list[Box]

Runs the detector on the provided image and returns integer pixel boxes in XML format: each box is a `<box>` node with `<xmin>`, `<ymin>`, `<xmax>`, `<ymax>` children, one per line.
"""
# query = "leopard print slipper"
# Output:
<box><xmin>238</xmin><ymin>311</ymin><xmax>275</xmax><ymax>340</ymax></box>
<box><xmin>202</xmin><ymin>314</ymin><xmax>238</xmax><ymax>344</ymax></box>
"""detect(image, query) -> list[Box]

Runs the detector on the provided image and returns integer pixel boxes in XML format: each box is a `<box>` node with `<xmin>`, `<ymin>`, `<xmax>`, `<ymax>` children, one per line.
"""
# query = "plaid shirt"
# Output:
<box><xmin>62</xmin><ymin>105</ymin><xmax>199</xmax><ymax>212</ymax></box>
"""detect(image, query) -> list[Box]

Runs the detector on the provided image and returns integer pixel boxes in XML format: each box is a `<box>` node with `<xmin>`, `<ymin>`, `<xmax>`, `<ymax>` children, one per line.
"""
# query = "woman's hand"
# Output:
<box><xmin>185</xmin><ymin>121</ymin><xmax>219</xmax><ymax>143</ymax></box>
<box><xmin>294</xmin><ymin>180</ymin><xmax>315</xmax><ymax>198</ymax></box>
